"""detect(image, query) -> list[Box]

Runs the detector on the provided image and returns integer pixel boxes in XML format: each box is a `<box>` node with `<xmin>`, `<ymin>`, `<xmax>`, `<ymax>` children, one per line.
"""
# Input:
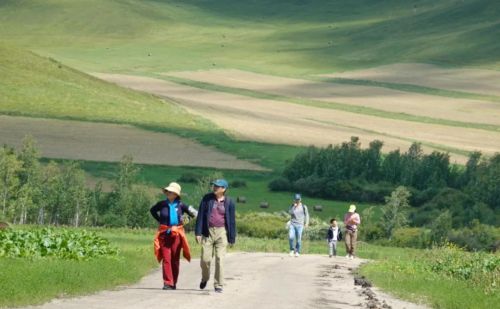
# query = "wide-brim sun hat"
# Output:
<box><xmin>349</xmin><ymin>204</ymin><xmax>356</xmax><ymax>212</ymax></box>
<box><xmin>163</xmin><ymin>182</ymin><xmax>182</xmax><ymax>196</ymax></box>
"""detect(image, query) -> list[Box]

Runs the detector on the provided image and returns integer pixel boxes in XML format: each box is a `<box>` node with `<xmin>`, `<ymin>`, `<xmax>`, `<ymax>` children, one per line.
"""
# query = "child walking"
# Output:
<box><xmin>326</xmin><ymin>218</ymin><xmax>341</xmax><ymax>257</ymax></box>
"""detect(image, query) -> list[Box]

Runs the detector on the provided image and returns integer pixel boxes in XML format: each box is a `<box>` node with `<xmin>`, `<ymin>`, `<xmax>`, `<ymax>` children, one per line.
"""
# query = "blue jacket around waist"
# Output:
<box><xmin>195</xmin><ymin>193</ymin><xmax>236</xmax><ymax>244</ymax></box>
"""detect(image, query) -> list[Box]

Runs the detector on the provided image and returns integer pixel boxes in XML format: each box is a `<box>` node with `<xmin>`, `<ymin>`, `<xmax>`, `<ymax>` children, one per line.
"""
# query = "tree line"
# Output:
<box><xmin>269</xmin><ymin>137</ymin><xmax>500</xmax><ymax>228</ymax></box>
<box><xmin>0</xmin><ymin>136</ymin><xmax>157</xmax><ymax>227</ymax></box>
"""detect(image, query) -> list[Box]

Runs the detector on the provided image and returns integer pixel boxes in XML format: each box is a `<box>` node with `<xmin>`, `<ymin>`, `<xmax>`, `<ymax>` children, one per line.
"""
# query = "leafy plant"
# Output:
<box><xmin>0</xmin><ymin>228</ymin><xmax>119</xmax><ymax>260</ymax></box>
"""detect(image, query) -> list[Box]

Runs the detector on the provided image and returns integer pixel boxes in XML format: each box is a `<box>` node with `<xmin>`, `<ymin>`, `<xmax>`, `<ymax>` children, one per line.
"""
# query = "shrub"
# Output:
<box><xmin>230</xmin><ymin>179</ymin><xmax>247</xmax><ymax>188</ymax></box>
<box><xmin>178</xmin><ymin>172</ymin><xmax>203</xmax><ymax>183</ymax></box>
<box><xmin>447</xmin><ymin>221</ymin><xmax>500</xmax><ymax>252</ymax></box>
<box><xmin>268</xmin><ymin>177</ymin><xmax>291</xmax><ymax>191</ymax></box>
<box><xmin>425</xmin><ymin>244</ymin><xmax>500</xmax><ymax>294</ymax></box>
<box><xmin>236</xmin><ymin>212</ymin><xmax>288</xmax><ymax>239</ymax></box>
<box><xmin>302</xmin><ymin>217</ymin><xmax>329</xmax><ymax>241</ymax></box>
<box><xmin>390</xmin><ymin>227</ymin><xmax>431</xmax><ymax>248</ymax></box>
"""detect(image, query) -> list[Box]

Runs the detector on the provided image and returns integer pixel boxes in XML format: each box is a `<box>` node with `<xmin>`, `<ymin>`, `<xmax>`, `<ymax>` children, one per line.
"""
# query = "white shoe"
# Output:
<box><xmin>289</xmin><ymin>250</ymin><xmax>295</xmax><ymax>257</ymax></box>
<box><xmin>294</xmin><ymin>252</ymin><xmax>300</xmax><ymax>257</ymax></box>
<box><xmin>350</xmin><ymin>255</ymin><xmax>354</xmax><ymax>260</ymax></box>
<box><xmin>346</xmin><ymin>254</ymin><xmax>350</xmax><ymax>259</ymax></box>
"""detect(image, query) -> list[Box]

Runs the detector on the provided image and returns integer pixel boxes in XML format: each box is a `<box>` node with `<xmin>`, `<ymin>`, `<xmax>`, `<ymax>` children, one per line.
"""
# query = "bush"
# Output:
<box><xmin>292</xmin><ymin>176</ymin><xmax>328</xmax><ymax>197</ymax></box>
<box><xmin>236</xmin><ymin>212</ymin><xmax>288</xmax><ymax>239</ymax></box>
<box><xmin>359</xmin><ymin>224</ymin><xmax>385</xmax><ymax>241</ymax></box>
<box><xmin>268</xmin><ymin>177</ymin><xmax>291</xmax><ymax>191</ymax></box>
<box><xmin>425</xmin><ymin>244</ymin><xmax>500</xmax><ymax>294</ymax></box>
<box><xmin>447</xmin><ymin>222</ymin><xmax>500</xmax><ymax>252</ymax></box>
<box><xmin>302</xmin><ymin>217</ymin><xmax>329</xmax><ymax>241</ymax></box>
<box><xmin>178</xmin><ymin>172</ymin><xmax>203</xmax><ymax>183</ymax></box>
<box><xmin>390</xmin><ymin>227</ymin><xmax>431</xmax><ymax>248</ymax></box>
<box><xmin>230</xmin><ymin>179</ymin><xmax>247</xmax><ymax>188</ymax></box>
<box><xmin>0</xmin><ymin>228</ymin><xmax>119</xmax><ymax>260</ymax></box>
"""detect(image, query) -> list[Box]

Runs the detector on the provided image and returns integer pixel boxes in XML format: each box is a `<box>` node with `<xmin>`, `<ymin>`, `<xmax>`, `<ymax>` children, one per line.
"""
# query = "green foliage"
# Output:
<box><xmin>0</xmin><ymin>228</ymin><xmax>118</xmax><ymax>260</ymax></box>
<box><xmin>236</xmin><ymin>212</ymin><xmax>288</xmax><ymax>239</ymax></box>
<box><xmin>361</xmin><ymin>244</ymin><xmax>500</xmax><ymax>308</ymax></box>
<box><xmin>268</xmin><ymin>177</ymin><xmax>292</xmax><ymax>191</ymax></box>
<box><xmin>429</xmin><ymin>210</ymin><xmax>453</xmax><ymax>245</ymax></box>
<box><xmin>178</xmin><ymin>172</ymin><xmax>203</xmax><ymax>183</ymax></box>
<box><xmin>381</xmin><ymin>186</ymin><xmax>411</xmax><ymax>239</ymax></box>
<box><xmin>236</xmin><ymin>212</ymin><xmax>329</xmax><ymax>240</ymax></box>
<box><xmin>447</xmin><ymin>221</ymin><xmax>500</xmax><ymax>252</ymax></box>
<box><xmin>278</xmin><ymin>139</ymin><xmax>499</xmax><ymax>228</ymax></box>
<box><xmin>425</xmin><ymin>244</ymin><xmax>499</xmax><ymax>294</ymax></box>
<box><xmin>230</xmin><ymin>179</ymin><xmax>247</xmax><ymax>188</ymax></box>
<box><xmin>390</xmin><ymin>227</ymin><xmax>431</xmax><ymax>249</ymax></box>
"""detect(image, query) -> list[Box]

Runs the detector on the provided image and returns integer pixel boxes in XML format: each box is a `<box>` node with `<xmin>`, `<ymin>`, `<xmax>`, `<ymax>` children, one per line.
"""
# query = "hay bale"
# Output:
<box><xmin>259</xmin><ymin>202</ymin><xmax>270</xmax><ymax>209</ymax></box>
<box><xmin>313</xmin><ymin>205</ymin><xmax>323</xmax><ymax>212</ymax></box>
<box><xmin>237</xmin><ymin>196</ymin><xmax>246</xmax><ymax>203</ymax></box>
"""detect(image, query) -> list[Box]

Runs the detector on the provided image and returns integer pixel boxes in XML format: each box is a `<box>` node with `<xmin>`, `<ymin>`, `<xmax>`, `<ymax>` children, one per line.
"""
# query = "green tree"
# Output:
<box><xmin>16</xmin><ymin>136</ymin><xmax>42</xmax><ymax>224</ymax></box>
<box><xmin>43</xmin><ymin>161</ymin><xmax>65</xmax><ymax>225</ymax></box>
<box><xmin>382</xmin><ymin>186</ymin><xmax>411</xmax><ymax>239</ymax></box>
<box><xmin>401</xmin><ymin>143</ymin><xmax>423</xmax><ymax>187</ymax></box>
<box><xmin>61</xmin><ymin>162</ymin><xmax>87</xmax><ymax>227</ymax></box>
<box><xmin>429</xmin><ymin>210</ymin><xmax>452</xmax><ymax>245</ymax></box>
<box><xmin>114</xmin><ymin>155</ymin><xmax>139</xmax><ymax>194</ymax></box>
<box><xmin>363</xmin><ymin>139</ymin><xmax>383</xmax><ymax>181</ymax></box>
<box><xmin>0</xmin><ymin>146</ymin><xmax>22</xmax><ymax>219</ymax></box>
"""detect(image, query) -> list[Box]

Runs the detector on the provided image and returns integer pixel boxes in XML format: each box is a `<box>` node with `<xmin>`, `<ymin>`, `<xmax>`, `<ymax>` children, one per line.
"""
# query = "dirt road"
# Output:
<box><xmin>20</xmin><ymin>253</ymin><xmax>428</xmax><ymax>309</ymax></box>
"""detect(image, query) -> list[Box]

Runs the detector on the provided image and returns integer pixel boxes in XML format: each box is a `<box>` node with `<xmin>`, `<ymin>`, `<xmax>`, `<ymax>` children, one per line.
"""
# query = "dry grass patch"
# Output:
<box><xmin>322</xmin><ymin>63</ymin><xmax>500</xmax><ymax>97</ymax></box>
<box><xmin>97</xmin><ymin>74</ymin><xmax>500</xmax><ymax>163</ymax></box>
<box><xmin>167</xmin><ymin>69</ymin><xmax>500</xmax><ymax>126</ymax></box>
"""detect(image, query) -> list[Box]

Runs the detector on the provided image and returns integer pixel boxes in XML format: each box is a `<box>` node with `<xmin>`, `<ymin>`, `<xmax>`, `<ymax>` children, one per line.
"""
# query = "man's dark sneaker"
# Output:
<box><xmin>199</xmin><ymin>281</ymin><xmax>207</xmax><ymax>290</ymax></box>
<box><xmin>163</xmin><ymin>285</ymin><xmax>175</xmax><ymax>290</ymax></box>
<box><xmin>215</xmin><ymin>287</ymin><xmax>223</xmax><ymax>293</ymax></box>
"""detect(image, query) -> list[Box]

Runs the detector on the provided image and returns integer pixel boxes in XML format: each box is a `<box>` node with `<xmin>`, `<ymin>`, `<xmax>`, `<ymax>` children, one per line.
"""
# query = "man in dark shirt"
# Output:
<box><xmin>195</xmin><ymin>179</ymin><xmax>236</xmax><ymax>293</ymax></box>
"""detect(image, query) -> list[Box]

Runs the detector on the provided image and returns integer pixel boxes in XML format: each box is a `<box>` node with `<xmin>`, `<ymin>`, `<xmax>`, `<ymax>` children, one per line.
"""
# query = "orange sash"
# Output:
<box><xmin>154</xmin><ymin>225</ymin><xmax>191</xmax><ymax>263</ymax></box>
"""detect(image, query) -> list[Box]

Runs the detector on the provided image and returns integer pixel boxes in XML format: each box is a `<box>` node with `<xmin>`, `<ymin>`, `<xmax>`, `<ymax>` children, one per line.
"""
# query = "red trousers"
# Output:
<box><xmin>159</xmin><ymin>233</ymin><xmax>182</xmax><ymax>286</ymax></box>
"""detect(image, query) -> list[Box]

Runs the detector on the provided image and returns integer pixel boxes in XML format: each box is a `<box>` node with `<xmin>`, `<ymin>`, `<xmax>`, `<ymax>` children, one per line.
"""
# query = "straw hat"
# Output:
<box><xmin>163</xmin><ymin>182</ymin><xmax>182</xmax><ymax>196</ymax></box>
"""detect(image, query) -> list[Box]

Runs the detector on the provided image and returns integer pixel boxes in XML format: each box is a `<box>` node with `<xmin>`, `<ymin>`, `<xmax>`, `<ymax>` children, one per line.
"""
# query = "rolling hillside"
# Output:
<box><xmin>0</xmin><ymin>0</ymin><xmax>498</xmax><ymax>75</ymax></box>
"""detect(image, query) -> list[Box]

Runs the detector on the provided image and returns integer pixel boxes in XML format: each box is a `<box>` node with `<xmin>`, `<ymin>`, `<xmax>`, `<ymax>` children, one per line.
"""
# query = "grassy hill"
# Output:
<box><xmin>0</xmin><ymin>0</ymin><xmax>498</xmax><ymax>75</ymax></box>
<box><xmin>0</xmin><ymin>44</ymin><xmax>203</xmax><ymax>131</ymax></box>
<box><xmin>0</xmin><ymin>43</ymin><xmax>304</xmax><ymax>169</ymax></box>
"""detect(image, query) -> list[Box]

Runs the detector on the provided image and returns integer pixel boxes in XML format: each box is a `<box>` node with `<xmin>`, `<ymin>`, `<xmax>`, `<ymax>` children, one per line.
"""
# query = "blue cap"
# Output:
<box><xmin>294</xmin><ymin>193</ymin><xmax>302</xmax><ymax>200</ymax></box>
<box><xmin>212</xmin><ymin>179</ymin><xmax>229</xmax><ymax>189</ymax></box>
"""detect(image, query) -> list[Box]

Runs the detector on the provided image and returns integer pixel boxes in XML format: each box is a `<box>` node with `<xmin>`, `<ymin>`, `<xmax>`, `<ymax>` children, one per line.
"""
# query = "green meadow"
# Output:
<box><xmin>1</xmin><ymin>0</ymin><xmax>499</xmax><ymax>75</ymax></box>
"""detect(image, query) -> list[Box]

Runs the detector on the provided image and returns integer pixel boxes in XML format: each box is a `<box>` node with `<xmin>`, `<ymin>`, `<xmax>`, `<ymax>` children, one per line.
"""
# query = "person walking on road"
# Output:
<box><xmin>288</xmin><ymin>193</ymin><xmax>309</xmax><ymax>257</ymax></box>
<box><xmin>343</xmin><ymin>204</ymin><xmax>361</xmax><ymax>259</ymax></box>
<box><xmin>150</xmin><ymin>182</ymin><xmax>197</xmax><ymax>290</ymax></box>
<box><xmin>195</xmin><ymin>179</ymin><xmax>236</xmax><ymax>293</ymax></box>
<box><xmin>326</xmin><ymin>218</ymin><xmax>341</xmax><ymax>257</ymax></box>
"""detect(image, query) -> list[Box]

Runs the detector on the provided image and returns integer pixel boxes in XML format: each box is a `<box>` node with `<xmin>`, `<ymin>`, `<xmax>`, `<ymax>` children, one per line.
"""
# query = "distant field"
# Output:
<box><xmin>322</xmin><ymin>63</ymin><xmax>500</xmax><ymax>97</ymax></box>
<box><xmin>0</xmin><ymin>115</ymin><xmax>265</xmax><ymax>171</ymax></box>
<box><xmin>97</xmin><ymin>73</ymin><xmax>500</xmax><ymax>163</ymax></box>
<box><xmin>168</xmin><ymin>69</ymin><xmax>500</xmax><ymax>126</ymax></box>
